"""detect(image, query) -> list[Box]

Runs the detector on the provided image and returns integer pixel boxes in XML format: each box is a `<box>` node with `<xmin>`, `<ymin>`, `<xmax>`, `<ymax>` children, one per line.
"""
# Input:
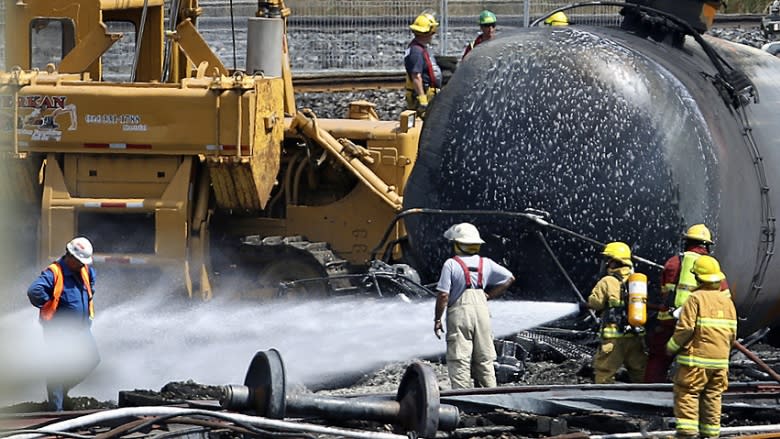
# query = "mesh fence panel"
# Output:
<box><xmin>0</xmin><ymin>0</ymin><xmax>5</xmax><ymax>71</ymax></box>
<box><xmin>3</xmin><ymin>0</ymin><xmax>623</xmax><ymax>74</ymax></box>
<box><xmin>285</xmin><ymin>0</ymin><xmax>439</xmax><ymax>72</ymax></box>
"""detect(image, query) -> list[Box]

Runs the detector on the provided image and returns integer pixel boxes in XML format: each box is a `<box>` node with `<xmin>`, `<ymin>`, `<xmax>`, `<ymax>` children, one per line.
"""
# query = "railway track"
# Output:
<box><xmin>290</xmin><ymin>13</ymin><xmax>765</xmax><ymax>93</ymax></box>
<box><xmin>292</xmin><ymin>71</ymin><xmax>406</xmax><ymax>92</ymax></box>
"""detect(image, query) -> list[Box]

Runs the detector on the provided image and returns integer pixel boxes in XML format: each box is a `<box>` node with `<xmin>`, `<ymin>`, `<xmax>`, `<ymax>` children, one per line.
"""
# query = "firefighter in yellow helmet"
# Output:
<box><xmin>587</xmin><ymin>241</ymin><xmax>647</xmax><ymax>383</ymax></box>
<box><xmin>644</xmin><ymin>224</ymin><xmax>730</xmax><ymax>383</ymax></box>
<box><xmin>405</xmin><ymin>11</ymin><xmax>442</xmax><ymax>119</ymax></box>
<box><xmin>667</xmin><ymin>255</ymin><xmax>736</xmax><ymax>438</ymax></box>
<box><xmin>544</xmin><ymin>11</ymin><xmax>569</xmax><ymax>26</ymax></box>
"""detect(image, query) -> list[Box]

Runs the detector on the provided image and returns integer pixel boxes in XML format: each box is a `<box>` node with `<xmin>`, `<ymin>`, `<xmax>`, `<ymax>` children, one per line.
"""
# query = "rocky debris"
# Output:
<box><xmin>296</xmin><ymin>25</ymin><xmax>774</xmax><ymax>121</ymax></box>
<box><xmin>297</xmin><ymin>89</ymin><xmax>407</xmax><ymax>121</ymax></box>
<box><xmin>0</xmin><ymin>396</ymin><xmax>114</xmax><ymax>413</ymax></box>
<box><xmin>320</xmin><ymin>359</ymin><xmax>451</xmax><ymax>396</ymax></box>
<box><xmin>709</xmin><ymin>26</ymin><xmax>770</xmax><ymax>47</ymax></box>
<box><xmin>117</xmin><ymin>380</ymin><xmax>225</xmax><ymax>407</ymax></box>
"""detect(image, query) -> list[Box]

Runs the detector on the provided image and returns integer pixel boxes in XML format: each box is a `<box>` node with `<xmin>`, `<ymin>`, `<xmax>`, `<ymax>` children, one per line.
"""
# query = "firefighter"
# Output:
<box><xmin>27</xmin><ymin>237</ymin><xmax>100</xmax><ymax>412</ymax></box>
<box><xmin>462</xmin><ymin>10</ymin><xmax>497</xmax><ymax>59</ymax></box>
<box><xmin>434</xmin><ymin>223</ymin><xmax>515</xmax><ymax>389</ymax></box>
<box><xmin>588</xmin><ymin>241</ymin><xmax>647</xmax><ymax>384</ymax></box>
<box><xmin>645</xmin><ymin>224</ymin><xmax>730</xmax><ymax>383</ymax></box>
<box><xmin>405</xmin><ymin>11</ymin><xmax>442</xmax><ymax>118</ymax></box>
<box><xmin>544</xmin><ymin>11</ymin><xmax>569</xmax><ymax>26</ymax></box>
<box><xmin>667</xmin><ymin>255</ymin><xmax>737</xmax><ymax>438</ymax></box>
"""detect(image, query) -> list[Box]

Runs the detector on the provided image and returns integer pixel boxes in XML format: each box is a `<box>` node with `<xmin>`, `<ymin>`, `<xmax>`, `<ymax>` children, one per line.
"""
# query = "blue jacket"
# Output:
<box><xmin>28</xmin><ymin>256</ymin><xmax>96</xmax><ymax>325</ymax></box>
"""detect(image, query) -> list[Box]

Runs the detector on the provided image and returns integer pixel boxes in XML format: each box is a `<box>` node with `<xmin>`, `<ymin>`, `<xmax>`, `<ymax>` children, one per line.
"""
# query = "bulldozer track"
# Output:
<box><xmin>241</xmin><ymin>234</ymin><xmax>355</xmax><ymax>295</ymax></box>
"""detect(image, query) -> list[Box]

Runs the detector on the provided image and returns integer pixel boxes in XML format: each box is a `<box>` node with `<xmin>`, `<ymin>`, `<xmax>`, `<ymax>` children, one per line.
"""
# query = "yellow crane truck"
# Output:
<box><xmin>0</xmin><ymin>0</ymin><xmax>423</xmax><ymax>300</ymax></box>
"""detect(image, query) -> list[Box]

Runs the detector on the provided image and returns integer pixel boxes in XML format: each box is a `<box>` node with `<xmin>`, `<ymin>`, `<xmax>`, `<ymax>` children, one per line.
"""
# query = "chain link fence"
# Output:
<box><xmin>0</xmin><ymin>0</ymin><xmax>5</xmax><ymax>71</ymax></box>
<box><xmin>1</xmin><ymin>0</ymin><xmax>622</xmax><ymax>74</ymax></box>
<box><xmin>198</xmin><ymin>0</ymin><xmax>623</xmax><ymax>73</ymax></box>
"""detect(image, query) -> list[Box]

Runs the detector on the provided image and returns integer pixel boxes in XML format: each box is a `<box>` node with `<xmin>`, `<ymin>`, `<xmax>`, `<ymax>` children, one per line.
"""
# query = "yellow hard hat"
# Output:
<box><xmin>684</xmin><ymin>224</ymin><xmax>713</xmax><ymax>244</ymax></box>
<box><xmin>544</xmin><ymin>11</ymin><xmax>569</xmax><ymax>26</ymax></box>
<box><xmin>691</xmin><ymin>255</ymin><xmax>725</xmax><ymax>283</ymax></box>
<box><xmin>601</xmin><ymin>241</ymin><xmax>632</xmax><ymax>266</ymax></box>
<box><xmin>410</xmin><ymin>12</ymin><xmax>439</xmax><ymax>34</ymax></box>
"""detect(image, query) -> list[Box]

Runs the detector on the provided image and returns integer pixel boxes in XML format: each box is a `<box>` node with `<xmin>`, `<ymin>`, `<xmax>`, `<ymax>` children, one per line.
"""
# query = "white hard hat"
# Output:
<box><xmin>443</xmin><ymin>223</ymin><xmax>485</xmax><ymax>244</ymax></box>
<box><xmin>66</xmin><ymin>236</ymin><xmax>93</xmax><ymax>265</ymax></box>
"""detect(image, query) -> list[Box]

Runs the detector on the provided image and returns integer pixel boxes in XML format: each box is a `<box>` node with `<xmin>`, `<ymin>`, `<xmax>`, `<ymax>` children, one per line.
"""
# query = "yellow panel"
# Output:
<box><xmin>156</xmin><ymin>208</ymin><xmax>187</xmax><ymax>258</ymax></box>
<box><xmin>16</xmin><ymin>84</ymin><xmax>219</xmax><ymax>150</ymax></box>
<box><xmin>63</xmin><ymin>155</ymin><xmax>179</xmax><ymax>197</ymax></box>
<box><xmin>99</xmin><ymin>0</ymin><xmax>165</xmax><ymax>10</ymax></box>
<box><xmin>58</xmin><ymin>23</ymin><xmax>122</xmax><ymax>73</ymax></box>
<box><xmin>217</xmin><ymin>89</ymin><xmax>254</xmax><ymax>150</ymax></box>
<box><xmin>251</xmin><ymin>79</ymin><xmax>284</xmax><ymax>208</ymax></box>
<box><xmin>286</xmin><ymin>184</ymin><xmax>398</xmax><ymax>265</ymax></box>
<box><xmin>70</xmin><ymin>155</ymin><xmax>179</xmax><ymax>182</ymax></box>
<box><xmin>76</xmin><ymin>182</ymin><xmax>172</xmax><ymax>198</ymax></box>
<box><xmin>45</xmin><ymin>207</ymin><xmax>76</xmax><ymax>261</ymax></box>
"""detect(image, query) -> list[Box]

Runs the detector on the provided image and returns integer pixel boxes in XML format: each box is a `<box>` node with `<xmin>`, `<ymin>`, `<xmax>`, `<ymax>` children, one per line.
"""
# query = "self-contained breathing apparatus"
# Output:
<box><xmin>602</xmin><ymin>272</ymin><xmax>648</xmax><ymax>335</ymax></box>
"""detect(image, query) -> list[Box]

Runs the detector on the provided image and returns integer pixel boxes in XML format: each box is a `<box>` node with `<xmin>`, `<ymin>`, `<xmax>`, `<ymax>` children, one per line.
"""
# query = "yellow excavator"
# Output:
<box><xmin>0</xmin><ymin>0</ymin><xmax>425</xmax><ymax>300</ymax></box>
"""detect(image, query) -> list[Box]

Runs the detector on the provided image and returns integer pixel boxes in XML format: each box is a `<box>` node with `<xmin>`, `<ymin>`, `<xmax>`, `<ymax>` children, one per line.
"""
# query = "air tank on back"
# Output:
<box><xmin>402</xmin><ymin>6</ymin><xmax>780</xmax><ymax>337</ymax></box>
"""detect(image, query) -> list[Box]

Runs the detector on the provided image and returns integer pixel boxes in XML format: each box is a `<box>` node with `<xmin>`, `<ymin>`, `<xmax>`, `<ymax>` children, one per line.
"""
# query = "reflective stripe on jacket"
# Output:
<box><xmin>40</xmin><ymin>262</ymin><xmax>94</xmax><ymax>321</ymax></box>
<box><xmin>588</xmin><ymin>266</ymin><xmax>638</xmax><ymax>339</ymax></box>
<box><xmin>666</xmin><ymin>288</ymin><xmax>737</xmax><ymax>369</ymax></box>
<box><xmin>672</xmin><ymin>251</ymin><xmax>700</xmax><ymax>308</ymax></box>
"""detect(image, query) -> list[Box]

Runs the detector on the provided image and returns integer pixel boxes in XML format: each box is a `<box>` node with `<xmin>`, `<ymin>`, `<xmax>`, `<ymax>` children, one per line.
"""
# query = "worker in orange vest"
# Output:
<box><xmin>27</xmin><ymin>237</ymin><xmax>99</xmax><ymax>412</ymax></box>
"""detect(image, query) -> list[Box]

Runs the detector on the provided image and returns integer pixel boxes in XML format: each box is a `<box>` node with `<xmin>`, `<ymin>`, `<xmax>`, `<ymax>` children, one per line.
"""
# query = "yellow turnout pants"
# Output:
<box><xmin>592</xmin><ymin>336</ymin><xmax>647</xmax><ymax>384</ymax></box>
<box><xmin>673</xmin><ymin>365</ymin><xmax>728</xmax><ymax>438</ymax></box>
<box><xmin>445</xmin><ymin>288</ymin><xmax>497</xmax><ymax>389</ymax></box>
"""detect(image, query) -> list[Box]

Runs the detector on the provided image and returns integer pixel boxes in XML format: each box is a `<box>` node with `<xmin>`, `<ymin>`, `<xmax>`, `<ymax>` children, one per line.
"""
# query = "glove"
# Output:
<box><xmin>416</xmin><ymin>94</ymin><xmax>429</xmax><ymax>117</ymax></box>
<box><xmin>671</xmin><ymin>307</ymin><xmax>682</xmax><ymax>320</ymax></box>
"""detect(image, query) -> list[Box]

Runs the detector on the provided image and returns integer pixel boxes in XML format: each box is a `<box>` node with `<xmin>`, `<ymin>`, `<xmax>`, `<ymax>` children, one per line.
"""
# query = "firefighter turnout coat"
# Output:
<box><xmin>588</xmin><ymin>266</ymin><xmax>647</xmax><ymax>384</ymax></box>
<box><xmin>666</xmin><ymin>287</ymin><xmax>737</xmax><ymax>438</ymax></box>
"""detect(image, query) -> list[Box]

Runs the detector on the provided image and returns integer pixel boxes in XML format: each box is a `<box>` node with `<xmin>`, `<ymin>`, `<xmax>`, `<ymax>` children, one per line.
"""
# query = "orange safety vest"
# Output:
<box><xmin>39</xmin><ymin>262</ymin><xmax>94</xmax><ymax>321</ymax></box>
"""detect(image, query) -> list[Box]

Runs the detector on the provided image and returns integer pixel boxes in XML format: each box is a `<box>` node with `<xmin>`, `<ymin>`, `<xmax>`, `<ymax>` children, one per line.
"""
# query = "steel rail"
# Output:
<box><xmin>336</xmin><ymin>381</ymin><xmax>780</xmax><ymax>401</ymax></box>
<box><xmin>291</xmin><ymin>72</ymin><xmax>405</xmax><ymax>92</ymax></box>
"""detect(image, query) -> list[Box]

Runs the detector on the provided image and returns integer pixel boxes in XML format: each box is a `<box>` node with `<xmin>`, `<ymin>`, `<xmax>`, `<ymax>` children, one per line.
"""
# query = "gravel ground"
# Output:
<box><xmin>294</xmin><ymin>26</ymin><xmax>774</xmax><ymax>120</ymax></box>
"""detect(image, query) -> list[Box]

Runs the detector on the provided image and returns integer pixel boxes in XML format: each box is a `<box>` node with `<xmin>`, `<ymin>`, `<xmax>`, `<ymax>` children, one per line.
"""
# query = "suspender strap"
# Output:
<box><xmin>410</xmin><ymin>40</ymin><xmax>436</xmax><ymax>88</ymax></box>
<box><xmin>452</xmin><ymin>256</ymin><xmax>484</xmax><ymax>289</ymax></box>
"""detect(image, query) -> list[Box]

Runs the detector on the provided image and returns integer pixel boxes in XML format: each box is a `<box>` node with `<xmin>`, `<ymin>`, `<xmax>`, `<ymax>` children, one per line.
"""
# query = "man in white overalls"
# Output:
<box><xmin>434</xmin><ymin>223</ymin><xmax>515</xmax><ymax>389</ymax></box>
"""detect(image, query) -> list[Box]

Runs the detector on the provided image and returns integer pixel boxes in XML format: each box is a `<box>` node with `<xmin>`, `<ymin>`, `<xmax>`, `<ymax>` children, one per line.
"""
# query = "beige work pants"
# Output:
<box><xmin>673</xmin><ymin>365</ymin><xmax>728</xmax><ymax>438</ymax></box>
<box><xmin>445</xmin><ymin>288</ymin><xmax>497</xmax><ymax>389</ymax></box>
